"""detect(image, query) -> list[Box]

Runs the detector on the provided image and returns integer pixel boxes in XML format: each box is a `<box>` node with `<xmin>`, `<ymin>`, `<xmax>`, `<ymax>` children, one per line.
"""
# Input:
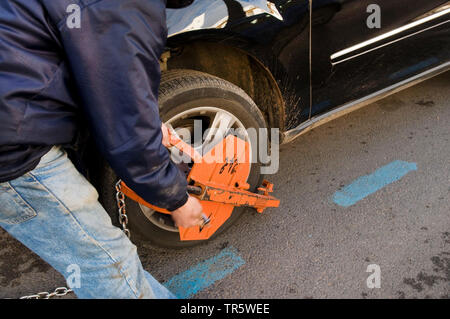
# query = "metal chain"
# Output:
<box><xmin>18</xmin><ymin>181</ymin><xmax>129</xmax><ymax>299</ymax></box>
<box><xmin>20</xmin><ymin>287</ymin><xmax>73</xmax><ymax>300</ymax></box>
<box><xmin>115</xmin><ymin>180</ymin><xmax>131</xmax><ymax>238</ymax></box>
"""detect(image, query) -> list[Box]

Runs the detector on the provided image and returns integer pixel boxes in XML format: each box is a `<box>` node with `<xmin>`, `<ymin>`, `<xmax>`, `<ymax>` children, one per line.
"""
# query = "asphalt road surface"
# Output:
<box><xmin>1</xmin><ymin>72</ymin><xmax>449</xmax><ymax>299</ymax></box>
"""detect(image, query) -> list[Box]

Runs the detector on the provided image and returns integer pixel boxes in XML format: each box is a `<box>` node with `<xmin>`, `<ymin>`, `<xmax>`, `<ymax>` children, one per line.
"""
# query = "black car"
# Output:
<box><xmin>91</xmin><ymin>0</ymin><xmax>450</xmax><ymax>248</ymax></box>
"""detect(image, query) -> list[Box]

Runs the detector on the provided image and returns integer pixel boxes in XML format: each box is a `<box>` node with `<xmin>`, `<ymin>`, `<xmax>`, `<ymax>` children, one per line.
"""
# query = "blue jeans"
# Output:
<box><xmin>0</xmin><ymin>146</ymin><xmax>176</xmax><ymax>299</ymax></box>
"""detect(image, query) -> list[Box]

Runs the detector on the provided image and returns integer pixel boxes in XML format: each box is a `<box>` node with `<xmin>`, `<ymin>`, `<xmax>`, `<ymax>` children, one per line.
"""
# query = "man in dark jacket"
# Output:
<box><xmin>0</xmin><ymin>0</ymin><xmax>202</xmax><ymax>298</ymax></box>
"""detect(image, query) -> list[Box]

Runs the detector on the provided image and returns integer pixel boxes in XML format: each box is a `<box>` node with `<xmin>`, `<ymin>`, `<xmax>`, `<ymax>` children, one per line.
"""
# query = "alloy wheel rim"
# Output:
<box><xmin>139</xmin><ymin>106</ymin><xmax>252</xmax><ymax>232</ymax></box>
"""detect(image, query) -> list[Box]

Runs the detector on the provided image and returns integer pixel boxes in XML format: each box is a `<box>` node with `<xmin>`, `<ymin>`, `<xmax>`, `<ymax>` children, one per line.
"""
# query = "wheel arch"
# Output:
<box><xmin>164</xmin><ymin>41</ymin><xmax>286</xmax><ymax>134</ymax></box>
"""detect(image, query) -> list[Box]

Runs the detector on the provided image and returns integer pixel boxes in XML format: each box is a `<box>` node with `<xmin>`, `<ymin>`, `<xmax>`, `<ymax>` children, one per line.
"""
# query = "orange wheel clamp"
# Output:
<box><xmin>119</xmin><ymin>130</ymin><xmax>280</xmax><ymax>241</ymax></box>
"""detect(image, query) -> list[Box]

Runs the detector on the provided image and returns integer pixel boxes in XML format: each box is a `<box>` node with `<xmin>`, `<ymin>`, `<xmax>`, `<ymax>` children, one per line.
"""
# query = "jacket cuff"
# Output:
<box><xmin>166</xmin><ymin>192</ymin><xmax>189</xmax><ymax>212</ymax></box>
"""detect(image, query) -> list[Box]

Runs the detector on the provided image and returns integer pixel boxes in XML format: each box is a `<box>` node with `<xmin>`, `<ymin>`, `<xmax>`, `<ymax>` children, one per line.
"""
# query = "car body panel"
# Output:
<box><xmin>311</xmin><ymin>0</ymin><xmax>450</xmax><ymax>118</ymax></box>
<box><xmin>165</xmin><ymin>0</ymin><xmax>450</xmax><ymax>135</ymax></box>
<box><xmin>166</xmin><ymin>0</ymin><xmax>311</xmax><ymax>128</ymax></box>
<box><xmin>166</xmin><ymin>0</ymin><xmax>284</xmax><ymax>37</ymax></box>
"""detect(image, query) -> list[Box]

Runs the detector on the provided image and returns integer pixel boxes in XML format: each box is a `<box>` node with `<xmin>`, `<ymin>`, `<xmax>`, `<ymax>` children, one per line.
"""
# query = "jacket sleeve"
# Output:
<box><xmin>58</xmin><ymin>0</ymin><xmax>188</xmax><ymax>211</ymax></box>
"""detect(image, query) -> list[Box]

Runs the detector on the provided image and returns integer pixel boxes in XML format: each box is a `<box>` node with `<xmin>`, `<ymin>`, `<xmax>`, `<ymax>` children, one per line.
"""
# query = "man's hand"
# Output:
<box><xmin>163</xmin><ymin>123</ymin><xmax>203</xmax><ymax>228</ymax></box>
<box><xmin>162</xmin><ymin>122</ymin><xmax>203</xmax><ymax>228</ymax></box>
<box><xmin>161</xmin><ymin>123</ymin><xmax>171</xmax><ymax>148</ymax></box>
<box><xmin>171</xmin><ymin>195</ymin><xmax>204</xmax><ymax>228</ymax></box>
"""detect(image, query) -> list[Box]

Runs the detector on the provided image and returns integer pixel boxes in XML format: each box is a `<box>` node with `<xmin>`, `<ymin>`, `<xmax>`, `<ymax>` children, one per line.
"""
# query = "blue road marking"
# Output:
<box><xmin>164</xmin><ymin>247</ymin><xmax>245</xmax><ymax>299</ymax></box>
<box><xmin>333</xmin><ymin>160</ymin><xmax>417</xmax><ymax>207</ymax></box>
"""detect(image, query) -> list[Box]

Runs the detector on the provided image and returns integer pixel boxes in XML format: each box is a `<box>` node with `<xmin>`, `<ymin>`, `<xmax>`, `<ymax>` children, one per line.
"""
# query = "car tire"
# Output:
<box><xmin>97</xmin><ymin>69</ymin><xmax>267</xmax><ymax>248</ymax></box>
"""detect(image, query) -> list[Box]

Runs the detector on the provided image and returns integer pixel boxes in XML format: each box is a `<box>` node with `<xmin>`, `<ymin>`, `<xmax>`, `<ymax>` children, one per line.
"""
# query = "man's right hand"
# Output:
<box><xmin>171</xmin><ymin>195</ymin><xmax>204</xmax><ymax>228</ymax></box>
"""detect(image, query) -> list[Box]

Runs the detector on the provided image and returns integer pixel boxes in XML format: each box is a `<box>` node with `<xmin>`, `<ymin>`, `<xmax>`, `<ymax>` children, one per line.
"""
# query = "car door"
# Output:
<box><xmin>309</xmin><ymin>0</ymin><xmax>450</xmax><ymax>118</ymax></box>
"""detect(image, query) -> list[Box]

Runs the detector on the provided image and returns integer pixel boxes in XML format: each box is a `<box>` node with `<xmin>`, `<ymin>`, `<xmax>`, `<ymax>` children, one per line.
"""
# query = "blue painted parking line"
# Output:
<box><xmin>164</xmin><ymin>247</ymin><xmax>245</xmax><ymax>299</ymax></box>
<box><xmin>333</xmin><ymin>160</ymin><xmax>417</xmax><ymax>207</ymax></box>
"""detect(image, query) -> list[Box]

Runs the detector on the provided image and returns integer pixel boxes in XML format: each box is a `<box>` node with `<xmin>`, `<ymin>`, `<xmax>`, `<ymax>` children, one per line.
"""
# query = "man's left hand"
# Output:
<box><xmin>161</xmin><ymin>123</ymin><xmax>171</xmax><ymax>148</ymax></box>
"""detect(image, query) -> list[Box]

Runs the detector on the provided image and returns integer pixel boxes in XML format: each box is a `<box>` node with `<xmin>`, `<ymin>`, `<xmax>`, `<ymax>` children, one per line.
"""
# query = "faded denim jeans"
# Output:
<box><xmin>0</xmin><ymin>146</ymin><xmax>176</xmax><ymax>299</ymax></box>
